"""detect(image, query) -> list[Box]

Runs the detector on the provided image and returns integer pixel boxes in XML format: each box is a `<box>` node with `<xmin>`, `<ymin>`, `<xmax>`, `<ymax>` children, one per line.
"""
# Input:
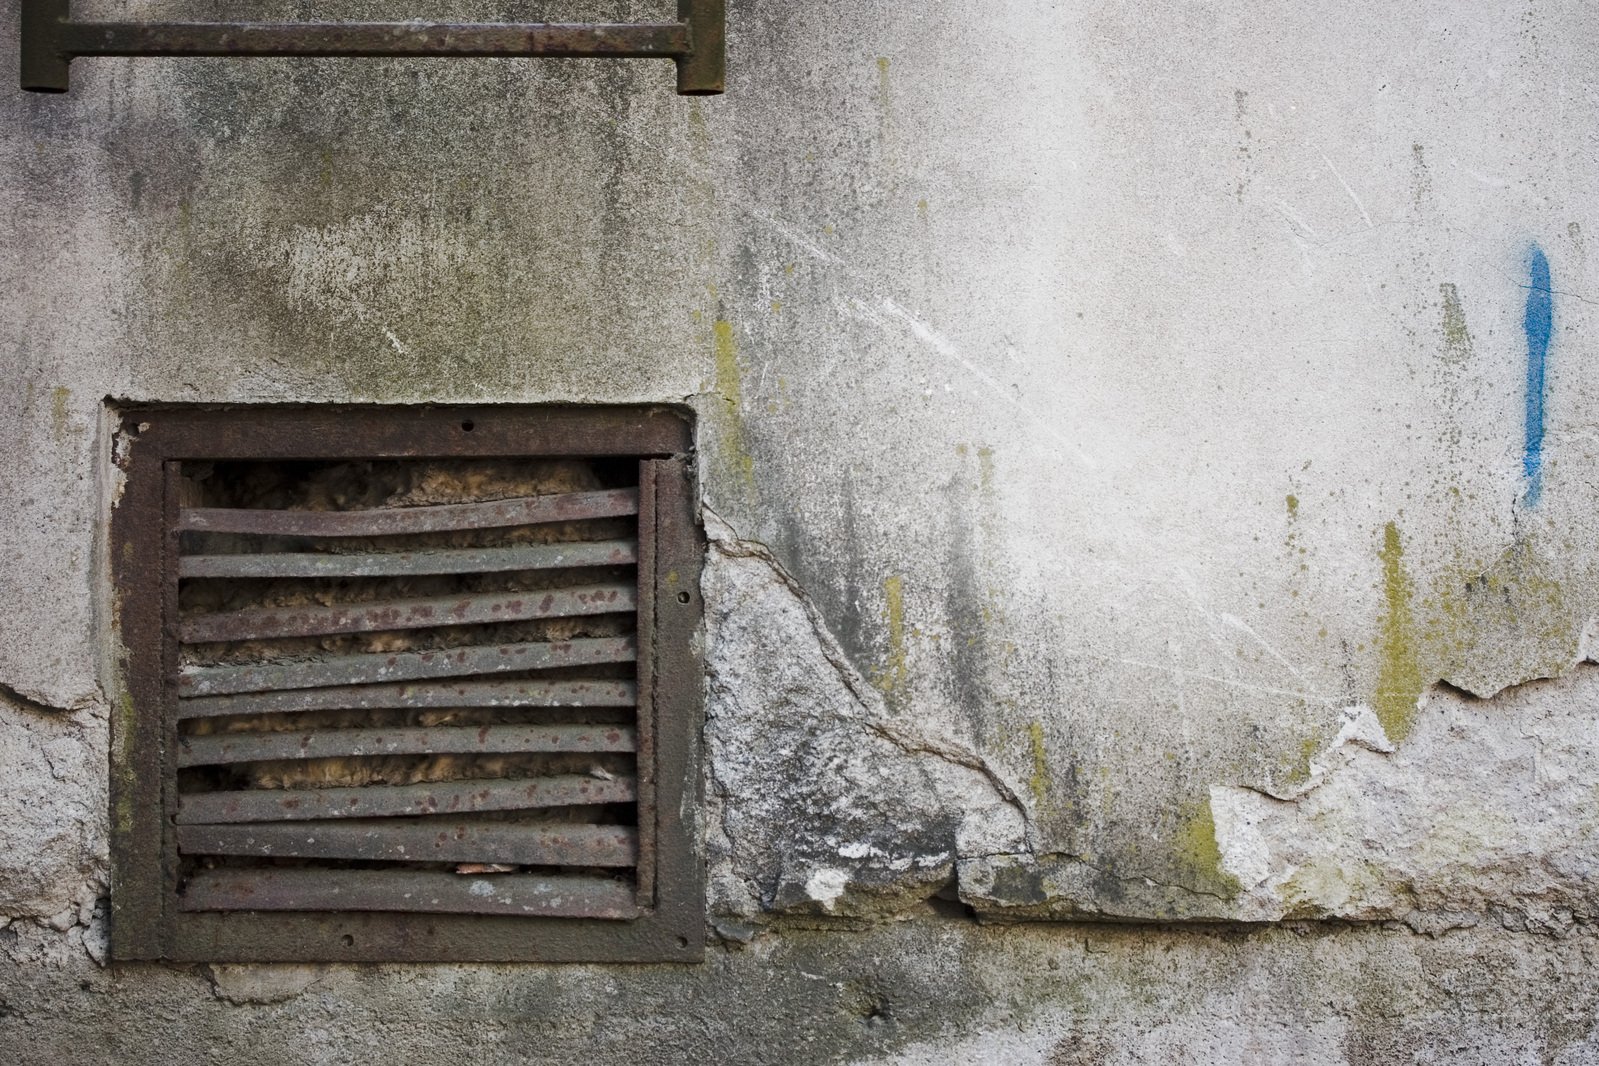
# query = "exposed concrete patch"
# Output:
<box><xmin>858</xmin><ymin>1013</ymin><xmax>1349</xmax><ymax>1066</ymax></box>
<box><xmin>0</xmin><ymin>906</ymin><xmax>106</xmax><ymax>971</ymax></box>
<box><xmin>1434</xmin><ymin>531</ymin><xmax>1591</xmax><ymax>703</ymax></box>
<box><xmin>955</xmin><ymin>853</ymin><xmax>1238</xmax><ymax>924</ymax></box>
<box><xmin>1209</xmin><ymin>670</ymin><xmax>1599</xmax><ymax>928</ymax></box>
<box><xmin>206</xmin><ymin>965</ymin><xmax>329</xmax><ymax>1006</ymax></box>
<box><xmin>702</xmin><ymin>512</ymin><xmax>1028</xmax><ymax>922</ymax></box>
<box><xmin>7</xmin><ymin>918</ymin><xmax>1599</xmax><ymax>1065</ymax></box>
<box><xmin>845</xmin><ymin>920</ymin><xmax>1599</xmax><ymax>1066</ymax></box>
<box><xmin>0</xmin><ymin>694</ymin><xmax>109</xmax><ymax>925</ymax></box>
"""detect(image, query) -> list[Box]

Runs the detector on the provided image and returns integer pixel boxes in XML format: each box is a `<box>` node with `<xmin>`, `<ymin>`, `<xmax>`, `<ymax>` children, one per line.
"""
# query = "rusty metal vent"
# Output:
<box><xmin>111</xmin><ymin>407</ymin><xmax>703</xmax><ymax>963</ymax></box>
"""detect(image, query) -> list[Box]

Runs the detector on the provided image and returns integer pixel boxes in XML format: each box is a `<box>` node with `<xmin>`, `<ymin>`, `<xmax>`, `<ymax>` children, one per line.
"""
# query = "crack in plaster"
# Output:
<box><xmin>0</xmin><ymin>680</ymin><xmax>78</xmax><ymax>718</ymax></box>
<box><xmin>1209</xmin><ymin>665</ymin><xmax>1599</xmax><ymax>930</ymax></box>
<box><xmin>702</xmin><ymin>507</ymin><xmax>1033</xmax><ymax>921</ymax></box>
<box><xmin>703</xmin><ymin>507</ymin><xmax>1033</xmax><ymax>841</ymax></box>
<box><xmin>969</xmin><ymin>851</ymin><xmax>1237</xmax><ymax>908</ymax></box>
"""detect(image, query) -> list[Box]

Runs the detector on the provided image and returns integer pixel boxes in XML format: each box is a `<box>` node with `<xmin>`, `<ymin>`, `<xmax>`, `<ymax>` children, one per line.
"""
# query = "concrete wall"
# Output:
<box><xmin>3</xmin><ymin>0</ymin><xmax>1598</xmax><ymax>1060</ymax></box>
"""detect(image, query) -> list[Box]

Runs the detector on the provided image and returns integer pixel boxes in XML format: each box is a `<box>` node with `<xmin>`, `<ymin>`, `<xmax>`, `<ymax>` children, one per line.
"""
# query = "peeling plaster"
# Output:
<box><xmin>206</xmin><ymin>965</ymin><xmax>329</xmax><ymax>1006</ymax></box>
<box><xmin>702</xmin><ymin>511</ymin><xmax>1027</xmax><ymax>922</ymax></box>
<box><xmin>703</xmin><ymin>502</ymin><xmax>1599</xmax><ymax>930</ymax></box>
<box><xmin>0</xmin><ymin>694</ymin><xmax>108</xmax><ymax>928</ymax></box>
<box><xmin>1211</xmin><ymin>669</ymin><xmax>1599</xmax><ymax>929</ymax></box>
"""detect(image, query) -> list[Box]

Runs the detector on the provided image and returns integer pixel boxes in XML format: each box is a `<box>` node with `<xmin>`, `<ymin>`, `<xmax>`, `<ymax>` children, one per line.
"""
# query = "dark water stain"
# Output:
<box><xmin>943</xmin><ymin>478</ymin><xmax>991</xmax><ymax>736</ymax></box>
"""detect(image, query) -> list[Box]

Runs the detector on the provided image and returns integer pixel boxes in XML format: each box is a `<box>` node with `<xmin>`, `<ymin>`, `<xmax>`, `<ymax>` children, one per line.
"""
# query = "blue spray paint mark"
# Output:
<box><xmin>1522</xmin><ymin>246</ymin><xmax>1553</xmax><ymax>507</ymax></box>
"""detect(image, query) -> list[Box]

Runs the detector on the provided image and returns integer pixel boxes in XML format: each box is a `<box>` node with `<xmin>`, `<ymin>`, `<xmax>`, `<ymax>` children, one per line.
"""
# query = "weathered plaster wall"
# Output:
<box><xmin>2</xmin><ymin>0</ymin><xmax>1598</xmax><ymax>1059</ymax></box>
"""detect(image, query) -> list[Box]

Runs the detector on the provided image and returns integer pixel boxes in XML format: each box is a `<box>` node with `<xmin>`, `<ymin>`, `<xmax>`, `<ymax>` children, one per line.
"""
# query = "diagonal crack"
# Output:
<box><xmin>703</xmin><ymin>506</ymin><xmax>1035</xmax><ymax>851</ymax></box>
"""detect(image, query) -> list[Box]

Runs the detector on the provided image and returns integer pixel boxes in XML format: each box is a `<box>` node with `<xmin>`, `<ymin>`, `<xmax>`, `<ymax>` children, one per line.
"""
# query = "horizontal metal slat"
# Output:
<box><xmin>179</xmin><ymin>539</ymin><xmax>637</xmax><ymax>579</ymax></box>
<box><xmin>177</xmin><ymin>724</ymin><xmax>637</xmax><ymax>767</ymax></box>
<box><xmin>176</xmin><ymin>678</ymin><xmax>637</xmax><ymax>720</ymax></box>
<box><xmin>177</xmin><ymin>822</ymin><xmax>637</xmax><ymax>867</ymax></box>
<box><xmin>176</xmin><ymin>775</ymin><xmax>638</xmax><ymax>824</ymax></box>
<box><xmin>179</xmin><ymin>869</ymin><xmax>640</xmax><ymax>918</ymax></box>
<box><xmin>179</xmin><ymin>635</ymin><xmax>636</xmax><ymax>696</ymax></box>
<box><xmin>58</xmin><ymin>21</ymin><xmax>693</xmax><ymax>61</ymax></box>
<box><xmin>179</xmin><ymin>488</ymin><xmax>639</xmax><ymax>537</ymax></box>
<box><xmin>181</xmin><ymin>583</ymin><xmax>637</xmax><ymax>643</ymax></box>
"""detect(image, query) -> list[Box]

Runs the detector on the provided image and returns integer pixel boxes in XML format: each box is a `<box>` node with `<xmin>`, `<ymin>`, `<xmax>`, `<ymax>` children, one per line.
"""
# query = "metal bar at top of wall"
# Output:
<box><xmin>20</xmin><ymin>0</ymin><xmax>724</xmax><ymax>95</ymax></box>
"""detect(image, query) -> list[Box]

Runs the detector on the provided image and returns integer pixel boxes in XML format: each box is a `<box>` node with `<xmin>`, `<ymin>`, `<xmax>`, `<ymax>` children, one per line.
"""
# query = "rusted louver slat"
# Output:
<box><xmin>175</xmin><ymin>679</ymin><xmax>637</xmax><ymax>720</ymax></box>
<box><xmin>176</xmin><ymin>678</ymin><xmax>637</xmax><ymax>720</ymax></box>
<box><xmin>178</xmin><ymin>724</ymin><xmax>637</xmax><ymax>767</ymax></box>
<box><xmin>180</xmin><ymin>539</ymin><xmax>637</xmax><ymax>578</ymax></box>
<box><xmin>180</xmin><ymin>870</ymin><xmax>642</xmax><ymax>919</ymax></box>
<box><xmin>178</xmin><ymin>635</ymin><xmax>636</xmax><ymax>697</ymax></box>
<box><xmin>176</xmin><ymin>823</ymin><xmax>637</xmax><ymax>867</ymax></box>
<box><xmin>181</xmin><ymin>584</ymin><xmax>637</xmax><ymax>643</ymax></box>
<box><xmin>180</xmin><ymin>488</ymin><xmax>638</xmax><ymax>536</ymax></box>
<box><xmin>174</xmin><ymin>480</ymin><xmax>644</xmax><ymax>922</ymax></box>
<box><xmin>177</xmin><ymin>775</ymin><xmax>638</xmax><ymax>824</ymax></box>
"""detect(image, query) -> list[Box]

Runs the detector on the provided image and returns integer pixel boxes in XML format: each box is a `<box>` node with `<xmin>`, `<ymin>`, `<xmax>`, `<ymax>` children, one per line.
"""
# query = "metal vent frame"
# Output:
<box><xmin>22</xmin><ymin>0</ymin><xmax>724</xmax><ymax>95</ymax></box>
<box><xmin>109</xmin><ymin>405</ymin><xmax>705</xmax><ymax>963</ymax></box>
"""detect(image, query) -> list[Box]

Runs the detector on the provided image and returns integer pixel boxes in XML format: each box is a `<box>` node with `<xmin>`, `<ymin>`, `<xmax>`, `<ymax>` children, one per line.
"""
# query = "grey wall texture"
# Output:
<box><xmin>3</xmin><ymin>0</ymin><xmax>1598</xmax><ymax>1061</ymax></box>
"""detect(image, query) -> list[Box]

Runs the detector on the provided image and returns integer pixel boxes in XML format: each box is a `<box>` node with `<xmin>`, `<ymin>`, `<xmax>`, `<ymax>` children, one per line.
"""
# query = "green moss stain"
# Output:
<box><xmin>1434</xmin><ymin>282</ymin><xmax>1473</xmax><ymax>466</ymax></box>
<box><xmin>1439</xmin><ymin>283</ymin><xmax>1473</xmax><ymax>362</ymax></box>
<box><xmin>874</xmin><ymin>575</ymin><xmax>909</xmax><ymax>708</ymax></box>
<box><xmin>875</xmin><ymin>56</ymin><xmax>895</xmax><ymax>179</ymax></box>
<box><xmin>712</xmin><ymin>319</ymin><xmax>756</xmax><ymax>490</ymax></box>
<box><xmin>1025</xmin><ymin>721</ymin><xmax>1050</xmax><ymax>809</ymax></box>
<box><xmin>49</xmin><ymin>386</ymin><xmax>71</xmax><ymax>440</ymax></box>
<box><xmin>1271</xmin><ymin>731</ymin><xmax>1326</xmax><ymax>794</ymax></box>
<box><xmin>1175</xmin><ymin>799</ymin><xmax>1240</xmax><ymax>897</ymax></box>
<box><xmin>1429</xmin><ymin>533</ymin><xmax>1581</xmax><ymax>693</ymax></box>
<box><xmin>113</xmin><ymin>688</ymin><xmax>137</xmax><ymax>835</ymax></box>
<box><xmin>1375</xmin><ymin>522</ymin><xmax>1423</xmax><ymax>743</ymax></box>
<box><xmin>1285</xmin><ymin>494</ymin><xmax>1298</xmax><ymax>519</ymax></box>
<box><xmin>977</xmin><ymin>446</ymin><xmax>994</xmax><ymax>494</ymax></box>
<box><xmin>713</xmin><ymin>319</ymin><xmax>741</xmax><ymax>407</ymax></box>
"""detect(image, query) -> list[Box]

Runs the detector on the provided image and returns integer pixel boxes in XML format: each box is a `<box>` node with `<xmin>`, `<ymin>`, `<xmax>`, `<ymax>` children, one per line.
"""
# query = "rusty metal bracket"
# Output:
<box><xmin>21</xmin><ymin>0</ymin><xmax>724</xmax><ymax>95</ymax></box>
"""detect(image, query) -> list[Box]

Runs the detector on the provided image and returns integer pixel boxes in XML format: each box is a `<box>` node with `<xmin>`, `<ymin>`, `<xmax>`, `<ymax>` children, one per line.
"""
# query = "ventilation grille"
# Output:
<box><xmin>172</xmin><ymin>457</ymin><xmax>652</xmax><ymax>920</ymax></box>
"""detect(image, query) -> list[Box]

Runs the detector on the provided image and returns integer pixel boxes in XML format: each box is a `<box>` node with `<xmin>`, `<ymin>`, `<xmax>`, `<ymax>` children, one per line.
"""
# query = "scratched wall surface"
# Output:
<box><xmin>2</xmin><ymin>0</ymin><xmax>1599</xmax><ymax>1060</ymax></box>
